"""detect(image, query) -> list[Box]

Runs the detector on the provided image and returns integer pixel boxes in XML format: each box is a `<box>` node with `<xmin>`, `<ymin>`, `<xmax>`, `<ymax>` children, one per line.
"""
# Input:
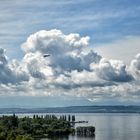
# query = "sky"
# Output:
<box><xmin>0</xmin><ymin>0</ymin><xmax>140</xmax><ymax>107</ymax></box>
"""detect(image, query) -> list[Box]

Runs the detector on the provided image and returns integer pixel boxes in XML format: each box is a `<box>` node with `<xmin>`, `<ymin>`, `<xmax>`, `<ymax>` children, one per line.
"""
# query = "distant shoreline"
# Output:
<box><xmin>0</xmin><ymin>106</ymin><xmax>140</xmax><ymax>114</ymax></box>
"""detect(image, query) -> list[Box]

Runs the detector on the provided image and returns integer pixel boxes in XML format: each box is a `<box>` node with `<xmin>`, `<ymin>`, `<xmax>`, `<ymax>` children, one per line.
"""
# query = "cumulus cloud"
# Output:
<box><xmin>130</xmin><ymin>53</ymin><xmax>140</xmax><ymax>78</ymax></box>
<box><xmin>91</xmin><ymin>58</ymin><xmax>133</xmax><ymax>82</ymax></box>
<box><xmin>0</xmin><ymin>29</ymin><xmax>140</xmax><ymax>104</ymax></box>
<box><xmin>0</xmin><ymin>48</ymin><xmax>28</xmax><ymax>84</ymax></box>
<box><xmin>22</xmin><ymin>29</ymin><xmax>101</xmax><ymax>74</ymax></box>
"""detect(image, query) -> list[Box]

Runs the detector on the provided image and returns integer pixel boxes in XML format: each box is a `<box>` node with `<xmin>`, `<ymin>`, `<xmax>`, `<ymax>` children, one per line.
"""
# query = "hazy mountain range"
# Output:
<box><xmin>0</xmin><ymin>106</ymin><xmax>140</xmax><ymax>114</ymax></box>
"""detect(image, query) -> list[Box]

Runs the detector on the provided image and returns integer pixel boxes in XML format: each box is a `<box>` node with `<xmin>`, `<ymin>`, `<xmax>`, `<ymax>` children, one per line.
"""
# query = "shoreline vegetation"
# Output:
<box><xmin>0</xmin><ymin>114</ymin><xmax>95</xmax><ymax>140</ymax></box>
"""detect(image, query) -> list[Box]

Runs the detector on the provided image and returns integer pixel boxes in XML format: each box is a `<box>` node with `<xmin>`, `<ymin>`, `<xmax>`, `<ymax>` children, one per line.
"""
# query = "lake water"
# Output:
<box><xmin>72</xmin><ymin>113</ymin><xmax>140</xmax><ymax>140</ymax></box>
<box><xmin>1</xmin><ymin>113</ymin><xmax>140</xmax><ymax>140</ymax></box>
<box><xmin>40</xmin><ymin>113</ymin><xmax>140</xmax><ymax>140</ymax></box>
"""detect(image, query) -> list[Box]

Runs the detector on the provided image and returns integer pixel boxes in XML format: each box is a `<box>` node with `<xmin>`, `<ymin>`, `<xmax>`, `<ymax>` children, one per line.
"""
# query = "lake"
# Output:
<box><xmin>39</xmin><ymin>113</ymin><xmax>140</xmax><ymax>140</ymax></box>
<box><xmin>1</xmin><ymin>113</ymin><xmax>140</xmax><ymax>140</ymax></box>
<box><xmin>72</xmin><ymin>113</ymin><xmax>140</xmax><ymax>140</ymax></box>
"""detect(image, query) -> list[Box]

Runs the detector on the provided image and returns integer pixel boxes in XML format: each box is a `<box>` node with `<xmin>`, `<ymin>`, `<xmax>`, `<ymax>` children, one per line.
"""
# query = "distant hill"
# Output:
<box><xmin>0</xmin><ymin>106</ymin><xmax>140</xmax><ymax>114</ymax></box>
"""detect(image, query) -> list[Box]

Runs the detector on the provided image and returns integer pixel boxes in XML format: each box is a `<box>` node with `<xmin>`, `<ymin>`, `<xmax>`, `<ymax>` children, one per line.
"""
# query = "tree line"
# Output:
<box><xmin>0</xmin><ymin>114</ymin><xmax>76</xmax><ymax>140</ymax></box>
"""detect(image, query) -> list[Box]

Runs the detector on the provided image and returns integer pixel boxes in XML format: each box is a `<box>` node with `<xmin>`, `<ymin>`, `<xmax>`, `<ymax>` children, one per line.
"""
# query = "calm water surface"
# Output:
<box><xmin>41</xmin><ymin>113</ymin><xmax>140</xmax><ymax>140</ymax></box>
<box><xmin>2</xmin><ymin>113</ymin><xmax>140</xmax><ymax>140</ymax></box>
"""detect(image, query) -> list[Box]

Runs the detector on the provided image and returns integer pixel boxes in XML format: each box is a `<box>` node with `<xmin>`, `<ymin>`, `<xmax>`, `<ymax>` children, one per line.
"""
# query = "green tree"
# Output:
<box><xmin>68</xmin><ymin>115</ymin><xmax>71</xmax><ymax>122</ymax></box>
<box><xmin>0</xmin><ymin>132</ymin><xmax>6</xmax><ymax>140</ymax></box>
<box><xmin>72</xmin><ymin>115</ymin><xmax>75</xmax><ymax>122</ymax></box>
<box><xmin>7</xmin><ymin>131</ymin><xmax>16</xmax><ymax>140</ymax></box>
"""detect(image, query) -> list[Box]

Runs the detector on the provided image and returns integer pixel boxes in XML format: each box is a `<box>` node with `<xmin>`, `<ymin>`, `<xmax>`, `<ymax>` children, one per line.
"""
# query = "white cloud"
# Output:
<box><xmin>0</xmin><ymin>29</ymin><xmax>140</xmax><ymax>104</ymax></box>
<box><xmin>130</xmin><ymin>53</ymin><xmax>140</xmax><ymax>79</ymax></box>
<box><xmin>22</xmin><ymin>29</ymin><xmax>101</xmax><ymax>74</ymax></box>
<box><xmin>91</xmin><ymin>58</ymin><xmax>133</xmax><ymax>82</ymax></box>
<box><xmin>0</xmin><ymin>48</ymin><xmax>28</xmax><ymax>84</ymax></box>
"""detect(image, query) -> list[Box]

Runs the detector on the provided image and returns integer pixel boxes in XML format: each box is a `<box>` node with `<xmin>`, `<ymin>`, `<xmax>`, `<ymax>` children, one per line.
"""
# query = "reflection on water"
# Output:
<box><xmin>41</xmin><ymin>135</ymin><xmax>69</xmax><ymax>140</ymax></box>
<box><xmin>69</xmin><ymin>134</ymin><xmax>95</xmax><ymax>140</ymax></box>
<box><xmin>42</xmin><ymin>134</ymin><xmax>95</xmax><ymax>140</ymax></box>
